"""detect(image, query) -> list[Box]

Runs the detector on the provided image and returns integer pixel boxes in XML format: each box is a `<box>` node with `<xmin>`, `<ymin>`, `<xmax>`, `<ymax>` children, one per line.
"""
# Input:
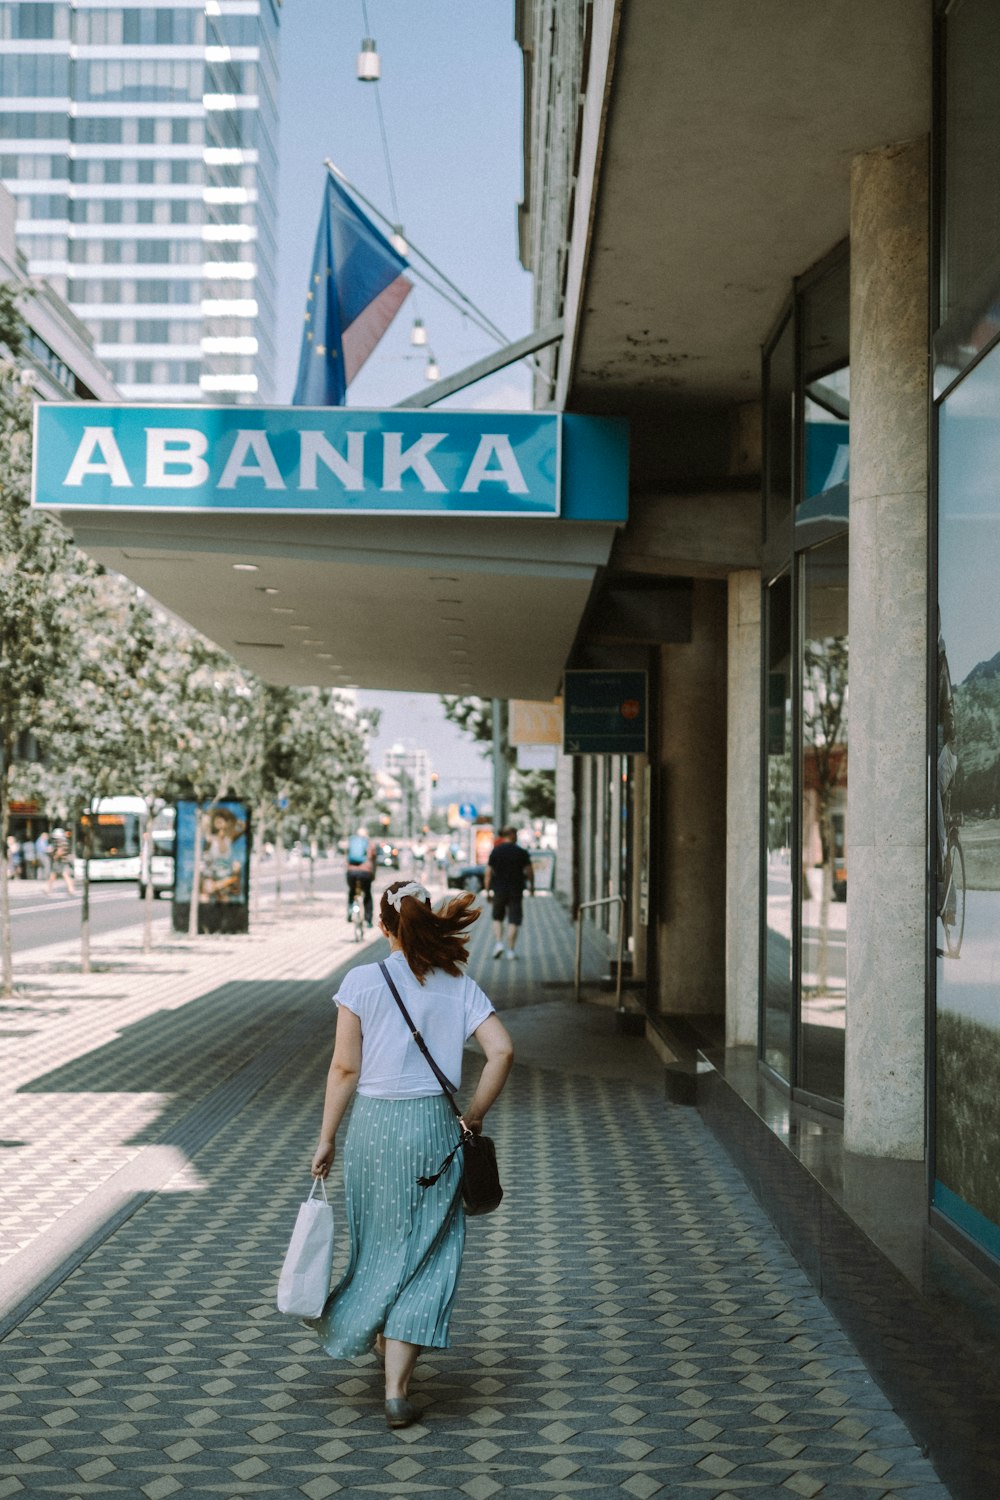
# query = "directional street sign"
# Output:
<box><xmin>562</xmin><ymin>670</ymin><xmax>648</xmax><ymax>755</ymax></box>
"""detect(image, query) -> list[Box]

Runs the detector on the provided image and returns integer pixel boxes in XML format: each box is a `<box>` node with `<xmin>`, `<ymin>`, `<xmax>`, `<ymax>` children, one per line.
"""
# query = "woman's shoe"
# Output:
<box><xmin>385</xmin><ymin>1397</ymin><xmax>419</xmax><ymax>1429</ymax></box>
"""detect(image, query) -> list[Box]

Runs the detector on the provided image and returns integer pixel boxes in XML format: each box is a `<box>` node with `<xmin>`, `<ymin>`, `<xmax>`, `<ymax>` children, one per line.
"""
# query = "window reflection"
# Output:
<box><xmin>936</xmin><ymin>338</ymin><xmax>1000</xmax><ymax>1254</ymax></box>
<box><xmin>763</xmin><ymin>574</ymin><xmax>793</xmax><ymax>1077</ymax></box>
<box><xmin>799</xmin><ymin>536</ymin><xmax>849</xmax><ymax>1103</ymax></box>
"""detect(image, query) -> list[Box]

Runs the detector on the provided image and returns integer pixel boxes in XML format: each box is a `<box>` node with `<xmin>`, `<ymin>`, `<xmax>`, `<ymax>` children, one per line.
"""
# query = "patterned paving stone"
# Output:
<box><xmin>0</xmin><ymin>896</ymin><xmax>952</xmax><ymax>1497</ymax></box>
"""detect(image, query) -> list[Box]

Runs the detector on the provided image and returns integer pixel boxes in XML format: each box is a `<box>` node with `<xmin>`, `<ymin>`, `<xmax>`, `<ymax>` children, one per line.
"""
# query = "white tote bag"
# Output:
<box><xmin>276</xmin><ymin>1177</ymin><xmax>335</xmax><ymax>1318</ymax></box>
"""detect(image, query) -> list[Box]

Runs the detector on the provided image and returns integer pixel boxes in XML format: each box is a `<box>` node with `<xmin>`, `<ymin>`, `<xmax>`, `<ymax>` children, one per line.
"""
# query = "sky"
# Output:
<box><xmin>276</xmin><ymin>0</ymin><xmax>533</xmax><ymax>410</ymax></box>
<box><xmin>276</xmin><ymin>1</ymin><xmax>533</xmax><ymax>797</ymax></box>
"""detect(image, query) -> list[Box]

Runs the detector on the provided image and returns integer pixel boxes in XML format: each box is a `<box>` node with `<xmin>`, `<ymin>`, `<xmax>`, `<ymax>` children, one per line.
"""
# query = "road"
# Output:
<box><xmin>5</xmin><ymin>860</ymin><xmax>372</xmax><ymax>953</ymax></box>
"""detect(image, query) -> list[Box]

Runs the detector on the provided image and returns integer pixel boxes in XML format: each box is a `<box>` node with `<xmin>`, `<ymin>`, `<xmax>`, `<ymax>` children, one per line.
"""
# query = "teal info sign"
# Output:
<box><xmin>563</xmin><ymin>670</ymin><xmax>648</xmax><ymax>755</ymax></box>
<box><xmin>32</xmin><ymin>406</ymin><xmax>627</xmax><ymax>522</ymax></box>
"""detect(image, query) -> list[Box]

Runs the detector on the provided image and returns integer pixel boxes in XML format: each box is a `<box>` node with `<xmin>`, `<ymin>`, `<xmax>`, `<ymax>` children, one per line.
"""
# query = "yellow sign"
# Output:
<box><xmin>509</xmin><ymin>698</ymin><xmax>562</xmax><ymax>746</ymax></box>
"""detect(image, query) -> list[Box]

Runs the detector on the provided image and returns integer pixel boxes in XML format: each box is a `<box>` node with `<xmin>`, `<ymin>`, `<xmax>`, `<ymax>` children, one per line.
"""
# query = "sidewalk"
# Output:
<box><xmin>0</xmin><ymin>892</ymin><xmax>950</xmax><ymax>1497</ymax></box>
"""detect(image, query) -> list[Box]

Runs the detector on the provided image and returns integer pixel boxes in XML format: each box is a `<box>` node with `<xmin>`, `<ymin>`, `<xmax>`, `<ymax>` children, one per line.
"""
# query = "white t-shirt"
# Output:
<box><xmin>335</xmin><ymin>949</ymin><xmax>495</xmax><ymax>1100</ymax></box>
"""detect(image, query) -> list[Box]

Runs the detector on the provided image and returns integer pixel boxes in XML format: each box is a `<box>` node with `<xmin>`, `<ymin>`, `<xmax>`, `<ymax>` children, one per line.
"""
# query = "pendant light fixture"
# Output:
<box><xmin>357</xmin><ymin>37</ymin><xmax>380</xmax><ymax>81</ymax></box>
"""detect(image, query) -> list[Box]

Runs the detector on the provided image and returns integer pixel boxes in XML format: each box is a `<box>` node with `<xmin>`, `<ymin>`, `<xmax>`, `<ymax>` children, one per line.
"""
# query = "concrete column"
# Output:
<box><xmin>726</xmin><ymin>570</ymin><xmax>761</xmax><ymax>1047</ymax></box>
<box><xmin>554</xmin><ymin>750</ymin><xmax>575</xmax><ymax>904</ymax></box>
<box><xmin>845</xmin><ymin>137</ymin><xmax>929</xmax><ymax>1159</ymax></box>
<box><xmin>656</xmin><ymin>580</ymin><xmax>728</xmax><ymax>1015</ymax></box>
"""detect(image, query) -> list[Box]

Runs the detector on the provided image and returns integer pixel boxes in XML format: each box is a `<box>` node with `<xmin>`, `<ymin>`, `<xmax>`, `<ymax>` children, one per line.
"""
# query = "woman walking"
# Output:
<box><xmin>310</xmin><ymin>879</ymin><xmax>514</xmax><ymax>1429</ymax></box>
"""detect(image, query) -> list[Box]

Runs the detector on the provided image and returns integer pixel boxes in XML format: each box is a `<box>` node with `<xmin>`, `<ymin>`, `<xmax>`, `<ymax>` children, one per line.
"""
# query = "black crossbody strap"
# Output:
<box><xmin>378</xmin><ymin>960</ymin><xmax>463</xmax><ymax>1119</ymax></box>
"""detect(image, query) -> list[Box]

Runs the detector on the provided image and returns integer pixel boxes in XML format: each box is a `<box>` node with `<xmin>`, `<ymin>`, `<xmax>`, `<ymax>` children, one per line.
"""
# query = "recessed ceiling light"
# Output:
<box><xmin>289</xmin><ymin>624</ymin><xmax>312</xmax><ymax>631</ymax></box>
<box><xmin>316</xmin><ymin>652</ymin><xmax>334</xmax><ymax>659</ymax></box>
<box><xmin>233</xmin><ymin>562</ymin><xmax>259</xmax><ymax>572</ymax></box>
<box><xmin>257</xmin><ymin>586</ymin><xmax>280</xmax><ymax>595</ymax></box>
<box><xmin>272</xmin><ymin>606</ymin><xmax>294</xmax><ymax>613</ymax></box>
<box><xmin>302</xmin><ymin>639</ymin><xmax>323</xmax><ymax>646</ymax></box>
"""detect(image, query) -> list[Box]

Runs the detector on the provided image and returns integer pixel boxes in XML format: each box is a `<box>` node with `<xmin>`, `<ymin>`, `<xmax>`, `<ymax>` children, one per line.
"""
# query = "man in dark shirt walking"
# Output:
<box><xmin>484</xmin><ymin>826</ymin><xmax>534</xmax><ymax>961</ymax></box>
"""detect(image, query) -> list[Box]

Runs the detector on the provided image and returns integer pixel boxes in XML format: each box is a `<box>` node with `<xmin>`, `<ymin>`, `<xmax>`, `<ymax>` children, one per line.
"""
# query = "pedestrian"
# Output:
<box><xmin>46</xmin><ymin>826</ymin><xmax>76</xmax><ymax>896</ymax></box>
<box><xmin>6</xmin><ymin>835</ymin><xmax>22</xmax><ymax>880</ymax></box>
<box><xmin>21</xmin><ymin>836</ymin><xmax>37</xmax><ymax>880</ymax></box>
<box><xmin>309</xmin><ymin>879</ymin><xmax>514</xmax><ymax>1429</ymax></box>
<box><xmin>35</xmin><ymin>829</ymin><xmax>51</xmax><ymax>881</ymax></box>
<box><xmin>344</xmin><ymin>826</ymin><xmax>378</xmax><ymax>927</ymax></box>
<box><xmin>484</xmin><ymin>825</ymin><xmax>535</xmax><ymax>961</ymax></box>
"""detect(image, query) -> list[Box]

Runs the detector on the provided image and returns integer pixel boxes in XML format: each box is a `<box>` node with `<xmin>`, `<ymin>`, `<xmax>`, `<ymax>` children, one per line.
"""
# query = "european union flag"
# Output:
<box><xmin>292</xmin><ymin>175</ymin><xmax>412</xmax><ymax>406</ymax></box>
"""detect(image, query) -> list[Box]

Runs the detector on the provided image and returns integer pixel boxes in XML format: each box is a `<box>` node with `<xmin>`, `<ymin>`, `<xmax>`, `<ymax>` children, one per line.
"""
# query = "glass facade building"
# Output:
<box><xmin>0</xmin><ymin>0</ymin><xmax>279</xmax><ymax>402</ymax></box>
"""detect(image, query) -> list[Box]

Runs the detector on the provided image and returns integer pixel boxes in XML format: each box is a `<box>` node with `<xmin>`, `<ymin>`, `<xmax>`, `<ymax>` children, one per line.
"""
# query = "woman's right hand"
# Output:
<box><xmin>459</xmin><ymin>1116</ymin><xmax>483</xmax><ymax>1136</ymax></box>
<box><xmin>311</xmin><ymin>1141</ymin><xmax>335</xmax><ymax>1177</ymax></box>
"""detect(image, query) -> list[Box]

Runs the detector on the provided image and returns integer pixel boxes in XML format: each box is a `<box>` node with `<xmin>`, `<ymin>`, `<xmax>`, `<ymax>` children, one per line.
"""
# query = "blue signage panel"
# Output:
<box><xmin>32</xmin><ymin>405</ymin><xmax>629</xmax><ymax>523</ymax></box>
<box><xmin>563</xmin><ymin>670</ymin><xmax>648</xmax><ymax>755</ymax></box>
<box><xmin>32</xmin><ymin>404</ymin><xmax>561</xmax><ymax>518</ymax></box>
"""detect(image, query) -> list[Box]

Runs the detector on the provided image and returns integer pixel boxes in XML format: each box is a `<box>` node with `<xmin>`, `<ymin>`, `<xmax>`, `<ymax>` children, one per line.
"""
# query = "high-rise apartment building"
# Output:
<box><xmin>382</xmin><ymin>743</ymin><xmax>434</xmax><ymax>827</ymax></box>
<box><xmin>0</xmin><ymin>0</ymin><xmax>279</xmax><ymax>402</ymax></box>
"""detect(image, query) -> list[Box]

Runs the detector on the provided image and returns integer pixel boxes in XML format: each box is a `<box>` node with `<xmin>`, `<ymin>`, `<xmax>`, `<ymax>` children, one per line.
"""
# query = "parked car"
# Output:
<box><xmin>447</xmin><ymin>863</ymin><xmax>486</xmax><ymax>893</ymax></box>
<box><xmin>376</xmin><ymin>841</ymin><xmax>399</xmax><ymax>869</ymax></box>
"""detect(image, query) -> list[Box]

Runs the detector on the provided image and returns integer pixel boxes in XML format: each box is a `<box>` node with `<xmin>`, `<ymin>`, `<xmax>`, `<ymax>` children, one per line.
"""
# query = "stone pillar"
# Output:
<box><xmin>845</xmin><ymin>137</ymin><xmax>929</xmax><ymax>1159</ymax></box>
<box><xmin>656</xmin><ymin>580</ymin><xmax>728</xmax><ymax>1015</ymax></box>
<box><xmin>726</xmin><ymin>570</ymin><xmax>761</xmax><ymax>1047</ymax></box>
<box><xmin>554</xmin><ymin>749</ymin><xmax>575</xmax><ymax>904</ymax></box>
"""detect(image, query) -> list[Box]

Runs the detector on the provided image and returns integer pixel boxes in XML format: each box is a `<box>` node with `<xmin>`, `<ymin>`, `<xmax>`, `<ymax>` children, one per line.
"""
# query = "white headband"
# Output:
<box><xmin>386</xmin><ymin>882</ymin><xmax>430</xmax><ymax>911</ymax></box>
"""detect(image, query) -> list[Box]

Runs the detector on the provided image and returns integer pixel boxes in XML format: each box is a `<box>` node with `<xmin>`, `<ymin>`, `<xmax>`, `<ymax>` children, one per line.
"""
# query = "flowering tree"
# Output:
<box><xmin>0</xmin><ymin>363</ymin><xmax>92</xmax><ymax>994</ymax></box>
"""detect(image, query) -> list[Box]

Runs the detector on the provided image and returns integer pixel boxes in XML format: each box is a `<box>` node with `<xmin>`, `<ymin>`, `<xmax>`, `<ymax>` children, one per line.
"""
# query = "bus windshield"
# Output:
<box><xmin>80</xmin><ymin>812</ymin><xmax>141</xmax><ymax>860</ymax></box>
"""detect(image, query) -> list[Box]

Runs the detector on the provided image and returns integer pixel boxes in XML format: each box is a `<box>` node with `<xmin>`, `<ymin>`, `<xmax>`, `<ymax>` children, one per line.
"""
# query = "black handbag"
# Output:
<box><xmin>378</xmin><ymin>961</ymin><xmax>503</xmax><ymax>1215</ymax></box>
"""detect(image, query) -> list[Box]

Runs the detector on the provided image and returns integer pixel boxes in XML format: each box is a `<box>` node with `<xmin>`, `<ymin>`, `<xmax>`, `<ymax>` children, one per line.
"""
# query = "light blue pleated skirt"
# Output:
<box><xmin>314</xmin><ymin>1093</ymin><xmax>465</xmax><ymax>1359</ymax></box>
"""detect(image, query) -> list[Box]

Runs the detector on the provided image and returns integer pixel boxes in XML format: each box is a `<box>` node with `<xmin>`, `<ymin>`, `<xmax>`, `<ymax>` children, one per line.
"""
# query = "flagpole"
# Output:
<box><xmin>323</xmin><ymin>159</ymin><xmax>554</xmax><ymax>387</ymax></box>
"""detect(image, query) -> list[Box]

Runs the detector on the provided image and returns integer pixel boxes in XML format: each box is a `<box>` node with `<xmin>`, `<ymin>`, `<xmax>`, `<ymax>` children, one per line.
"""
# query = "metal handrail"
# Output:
<box><xmin>574</xmin><ymin>894</ymin><xmax>626</xmax><ymax>1011</ymax></box>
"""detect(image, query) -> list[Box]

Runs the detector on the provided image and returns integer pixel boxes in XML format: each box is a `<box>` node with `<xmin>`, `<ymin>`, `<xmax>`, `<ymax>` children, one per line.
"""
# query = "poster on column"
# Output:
<box><xmin>173</xmin><ymin>800</ymin><xmax>251</xmax><ymax>934</ymax></box>
<box><xmin>935</xmin><ymin>339</ymin><xmax>1000</xmax><ymax>1263</ymax></box>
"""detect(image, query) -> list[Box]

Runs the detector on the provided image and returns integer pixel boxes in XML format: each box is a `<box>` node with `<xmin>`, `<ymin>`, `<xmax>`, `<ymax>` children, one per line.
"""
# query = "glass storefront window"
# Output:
<box><xmin>761</xmin><ymin>247</ymin><xmax>849</xmax><ymax>1106</ymax></box>
<box><xmin>762</xmin><ymin>573</ymin><xmax>793</xmax><ymax>1078</ymax></box>
<box><xmin>798</xmin><ymin>535</ymin><xmax>849</xmax><ymax>1103</ymax></box>
<box><xmin>935</xmin><ymin>336</ymin><xmax>1000</xmax><ymax>1258</ymax></box>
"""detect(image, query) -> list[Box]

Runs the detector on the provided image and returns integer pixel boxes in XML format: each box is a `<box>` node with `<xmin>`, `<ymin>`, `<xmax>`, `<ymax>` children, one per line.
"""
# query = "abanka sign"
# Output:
<box><xmin>31</xmin><ymin>406</ymin><xmax>628</xmax><ymax>522</ymax></box>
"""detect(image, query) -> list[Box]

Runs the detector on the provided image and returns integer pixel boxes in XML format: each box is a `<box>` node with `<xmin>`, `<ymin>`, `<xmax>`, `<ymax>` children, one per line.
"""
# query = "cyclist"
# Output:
<box><xmin>345</xmin><ymin>826</ymin><xmax>378</xmax><ymax>928</ymax></box>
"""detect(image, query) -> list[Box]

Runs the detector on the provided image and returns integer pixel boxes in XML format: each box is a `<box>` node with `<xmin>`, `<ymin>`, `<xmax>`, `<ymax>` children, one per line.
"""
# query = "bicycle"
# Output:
<box><xmin>349</xmin><ymin>878</ymin><xmax>366</xmax><ymax>944</ymax></box>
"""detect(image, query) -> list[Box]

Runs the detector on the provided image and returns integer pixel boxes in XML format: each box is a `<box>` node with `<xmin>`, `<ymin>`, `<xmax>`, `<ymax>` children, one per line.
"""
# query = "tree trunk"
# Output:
<box><xmin>0</xmin><ymin>743</ymin><xmax>13</xmax><ymax>998</ymax></box>
<box><xmin>142</xmin><ymin>819</ymin><xmax>155</xmax><ymax>955</ymax></box>
<box><xmin>187</xmin><ymin>801</ymin><xmax>203</xmax><ymax>937</ymax></box>
<box><xmin>80</xmin><ymin>805</ymin><xmax>92</xmax><ymax>975</ymax></box>
<box><xmin>251</xmin><ymin>800</ymin><xmax>265</xmax><ymax>924</ymax></box>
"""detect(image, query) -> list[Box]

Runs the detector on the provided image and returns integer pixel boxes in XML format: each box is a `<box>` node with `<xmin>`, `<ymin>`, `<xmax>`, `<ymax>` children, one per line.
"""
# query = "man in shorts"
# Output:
<box><xmin>484</xmin><ymin>826</ymin><xmax>534</xmax><ymax>961</ymax></box>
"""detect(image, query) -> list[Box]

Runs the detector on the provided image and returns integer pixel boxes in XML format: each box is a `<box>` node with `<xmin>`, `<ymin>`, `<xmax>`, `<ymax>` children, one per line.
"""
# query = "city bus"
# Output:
<box><xmin>74</xmin><ymin>796</ymin><xmax>146</xmax><ymax>883</ymax></box>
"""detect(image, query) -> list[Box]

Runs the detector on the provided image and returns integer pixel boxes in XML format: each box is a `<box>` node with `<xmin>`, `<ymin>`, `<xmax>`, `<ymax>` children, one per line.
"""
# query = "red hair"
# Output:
<box><xmin>380</xmin><ymin>881</ymin><xmax>480</xmax><ymax>983</ymax></box>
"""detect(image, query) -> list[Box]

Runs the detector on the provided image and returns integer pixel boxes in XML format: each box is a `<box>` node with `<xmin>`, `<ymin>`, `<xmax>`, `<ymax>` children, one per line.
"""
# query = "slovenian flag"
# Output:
<box><xmin>292</xmin><ymin>175</ymin><xmax>412</xmax><ymax>406</ymax></box>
